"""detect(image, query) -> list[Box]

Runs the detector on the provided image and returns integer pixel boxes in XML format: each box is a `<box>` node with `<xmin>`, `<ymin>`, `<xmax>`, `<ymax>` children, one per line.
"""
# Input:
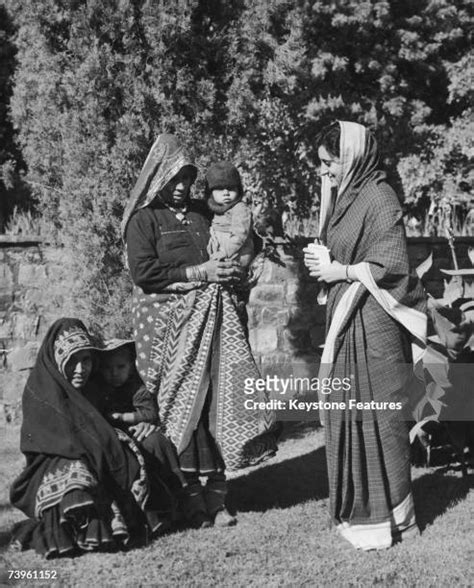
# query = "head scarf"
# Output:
<box><xmin>121</xmin><ymin>134</ymin><xmax>198</xmax><ymax>238</ymax></box>
<box><xmin>53</xmin><ymin>322</ymin><xmax>100</xmax><ymax>378</ymax></box>
<box><xmin>319</xmin><ymin>121</ymin><xmax>381</xmax><ymax>242</ymax></box>
<box><xmin>13</xmin><ymin>318</ymin><xmax>137</xmax><ymax>510</ymax></box>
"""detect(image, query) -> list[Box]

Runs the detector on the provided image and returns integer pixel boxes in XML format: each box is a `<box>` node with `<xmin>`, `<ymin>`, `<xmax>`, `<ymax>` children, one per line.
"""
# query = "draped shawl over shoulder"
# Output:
<box><xmin>10</xmin><ymin>318</ymin><xmax>139</xmax><ymax>518</ymax></box>
<box><xmin>121</xmin><ymin>134</ymin><xmax>198</xmax><ymax>239</ymax></box>
<box><xmin>319</xmin><ymin>122</ymin><xmax>427</xmax><ymax>370</ymax></box>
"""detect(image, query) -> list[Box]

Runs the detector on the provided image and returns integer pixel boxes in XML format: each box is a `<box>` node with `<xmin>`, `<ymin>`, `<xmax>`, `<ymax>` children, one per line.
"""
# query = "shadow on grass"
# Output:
<box><xmin>278</xmin><ymin>420</ymin><xmax>322</xmax><ymax>442</ymax></box>
<box><xmin>0</xmin><ymin>528</ymin><xmax>12</xmax><ymax>549</ymax></box>
<box><xmin>229</xmin><ymin>446</ymin><xmax>328</xmax><ymax>512</ymax></box>
<box><xmin>413</xmin><ymin>471</ymin><xmax>474</xmax><ymax>532</ymax></box>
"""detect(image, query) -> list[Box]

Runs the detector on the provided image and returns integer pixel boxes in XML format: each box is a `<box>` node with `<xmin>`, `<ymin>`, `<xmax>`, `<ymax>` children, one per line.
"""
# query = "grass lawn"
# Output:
<box><xmin>1</xmin><ymin>422</ymin><xmax>473</xmax><ymax>587</ymax></box>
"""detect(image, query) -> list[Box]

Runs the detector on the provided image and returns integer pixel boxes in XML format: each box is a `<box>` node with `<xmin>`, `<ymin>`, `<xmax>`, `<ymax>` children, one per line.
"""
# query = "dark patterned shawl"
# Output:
<box><xmin>10</xmin><ymin>318</ymin><xmax>140</xmax><ymax>518</ymax></box>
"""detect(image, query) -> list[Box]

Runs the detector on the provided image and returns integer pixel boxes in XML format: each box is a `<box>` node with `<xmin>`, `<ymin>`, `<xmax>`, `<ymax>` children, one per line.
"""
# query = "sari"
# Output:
<box><xmin>123</xmin><ymin>135</ymin><xmax>277</xmax><ymax>474</ymax></box>
<box><xmin>318</xmin><ymin>122</ymin><xmax>427</xmax><ymax>550</ymax></box>
<box><xmin>10</xmin><ymin>318</ymin><xmax>173</xmax><ymax>557</ymax></box>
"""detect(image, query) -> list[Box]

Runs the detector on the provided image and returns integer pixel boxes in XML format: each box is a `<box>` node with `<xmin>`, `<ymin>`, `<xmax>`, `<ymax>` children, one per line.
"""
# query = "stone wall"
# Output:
<box><xmin>247</xmin><ymin>242</ymin><xmax>324</xmax><ymax>383</ymax></box>
<box><xmin>0</xmin><ymin>237</ymin><xmax>76</xmax><ymax>424</ymax></box>
<box><xmin>1</xmin><ymin>236</ymin><xmax>473</xmax><ymax>423</ymax></box>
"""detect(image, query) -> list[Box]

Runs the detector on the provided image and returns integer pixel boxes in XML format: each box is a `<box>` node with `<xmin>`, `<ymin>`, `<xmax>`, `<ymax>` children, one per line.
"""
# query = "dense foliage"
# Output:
<box><xmin>2</xmin><ymin>0</ymin><xmax>472</xmax><ymax>332</ymax></box>
<box><xmin>0</xmin><ymin>4</ymin><xmax>29</xmax><ymax>230</ymax></box>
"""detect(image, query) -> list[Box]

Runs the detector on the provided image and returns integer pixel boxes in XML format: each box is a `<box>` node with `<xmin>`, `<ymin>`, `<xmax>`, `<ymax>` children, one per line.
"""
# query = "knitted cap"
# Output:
<box><xmin>205</xmin><ymin>162</ymin><xmax>242</xmax><ymax>191</ymax></box>
<box><xmin>100</xmin><ymin>338</ymin><xmax>135</xmax><ymax>353</ymax></box>
<box><xmin>53</xmin><ymin>324</ymin><xmax>100</xmax><ymax>377</ymax></box>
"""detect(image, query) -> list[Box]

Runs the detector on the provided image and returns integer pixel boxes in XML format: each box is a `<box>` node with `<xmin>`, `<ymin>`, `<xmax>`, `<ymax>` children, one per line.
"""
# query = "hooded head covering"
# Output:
<box><xmin>100</xmin><ymin>338</ymin><xmax>135</xmax><ymax>353</ymax></box>
<box><xmin>11</xmin><ymin>318</ymin><xmax>140</xmax><ymax>519</ymax></box>
<box><xmin>121</xmin><ymin>134</ymin><xmax>198</xmax><ymax>238</ymax></box>
<box><xmin>53</xmin><ymin>322</ymin><xmax>101</xmax><ymax>378</ymax></box>
<box><xmin>98</xmin><ymin>338</ymin><xmax>136</xmax><ymax>367</ymax></box>
<box><xmin>319</xmin><ymin>121</ymin><xmax>382</xmax><ymax>242</ymax></box>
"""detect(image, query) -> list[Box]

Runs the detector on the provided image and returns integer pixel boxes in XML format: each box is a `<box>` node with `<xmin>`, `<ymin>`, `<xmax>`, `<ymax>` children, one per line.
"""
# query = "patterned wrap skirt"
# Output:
<box><xmin>132</xmin><ymin>283</ymin><xmax>277</xmax><ymax>471</ymax></box>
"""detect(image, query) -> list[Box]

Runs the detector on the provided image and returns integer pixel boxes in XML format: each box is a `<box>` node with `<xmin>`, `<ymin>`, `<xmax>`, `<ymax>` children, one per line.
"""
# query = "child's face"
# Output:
<box><xmin>212</xmin><ymin>187</ymin><xmax>239</xmax><ymax>206</ymax></box>
<box><xmin>102</xmin><ymin>348</ymin><xmax>133</xmax><ymax>388</ymax></box>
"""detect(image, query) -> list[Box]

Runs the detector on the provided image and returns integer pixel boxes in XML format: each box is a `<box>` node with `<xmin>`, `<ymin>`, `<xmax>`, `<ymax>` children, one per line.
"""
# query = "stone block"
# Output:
<box><xmin>18</xmin><ymin>263</ymin><xmax>48</xmax><ymax>287</ymax></box>
<box><xmin>9</xmin><ymin>342</ymin><xmax>40</xmax><ymax>371</ymax></box>
<box><xmin>257</xmin><ymin>259</ymin><xmax>275</xmax><ymax>283</ymax></box>
<box><xmin>0</xmin><ymin>317</ymin><xmax>13</xmax><ymax>339</ymax></box>
<box><xmin>249</xmin><ymin>325</ymin><xmax>278</xmax><ymax>355</ymax></box>
<box><xmin>259</xmin><ymin>357</ymin><xmax>294</xmax><ymax>379</ymax></box>
<box><xmin>246</xmin><ymin>307</ymin><xmax>259</xmax><ymax>329</ymax></box>
<box><xmin>260</xmin><ymin>308</ymin><xmax>289</xmax><ymax>326</ymax></box>
<box><xmin>11</xmin><ymin>314</ymin><xmax>40</xmax><ymax>342</ymax></box>
<box><xmin>1</xmin><ymin>369</ymin><xmax>28</xmax><ymax>404</ymax></box>
<box><xmin>285</xmin><ymin>280</ymin><xmax>299</xmax><ymax>304</ymax></box>
<box><xmin>0</xmin><ymin>265</ymin><xmax>14</xmax><ymax>293</ymax></box>
<box><xmin>0</xmin><ymin>293</ymin><xmax>13</xmax><ymax>312</ymax></box>
<box><xmin>249</xmin><ymin>284</ymin><xmax>285</xmax><ymax>305</ymax></box>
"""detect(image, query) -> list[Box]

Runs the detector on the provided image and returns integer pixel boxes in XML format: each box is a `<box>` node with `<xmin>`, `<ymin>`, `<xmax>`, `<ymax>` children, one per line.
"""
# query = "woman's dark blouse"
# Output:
<box><xmin>126</xmin><ymin>199</ymin><xmax>211</xmax><ymax>293</ymax></box>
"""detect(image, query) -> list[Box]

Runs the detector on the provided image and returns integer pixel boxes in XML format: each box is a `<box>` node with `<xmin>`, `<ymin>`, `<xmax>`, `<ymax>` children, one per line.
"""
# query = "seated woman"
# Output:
<box><xmin>9</xmin><ymin>318</ymin><xmax>176</xmax><ymax>558</ymax></box>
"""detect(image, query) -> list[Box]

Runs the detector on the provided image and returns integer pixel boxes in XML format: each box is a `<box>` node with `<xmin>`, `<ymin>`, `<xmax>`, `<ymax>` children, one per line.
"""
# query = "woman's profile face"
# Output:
<box><xmin>65</xmin><ymin>349</ymin><xmax>93</xmax><ymax>389</ymax></box>
<box><xmin>318</xmin><ymin>145</ymin><xmax>343</xmax><ymax>188</ymax></box>
<box><xmin>160</xmin><ymin>165</ymin><xmax>195</xmax><ymax>207</ymax></box>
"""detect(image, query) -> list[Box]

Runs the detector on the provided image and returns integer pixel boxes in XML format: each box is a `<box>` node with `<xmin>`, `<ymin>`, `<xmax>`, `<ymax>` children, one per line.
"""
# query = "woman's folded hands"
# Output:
<box><xmin>303</xmin><ymin>251</ymin><xmax>348</xmax><ymax>284</ymax></box>
<box><xmin>187</xmin><ymin>259</ymin><xmax>245</xmax><ymax>284</ymax></box>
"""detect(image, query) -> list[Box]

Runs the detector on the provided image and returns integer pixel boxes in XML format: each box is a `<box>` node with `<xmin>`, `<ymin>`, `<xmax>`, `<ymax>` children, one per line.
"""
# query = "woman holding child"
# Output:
<box><xmin>10</xmin><ymin>318</ymin><xmax>177</xmax><ymax>557</ymax></box>
<box><xmin>122</xmin><ymin>134</ymin><xmax>277</xmax><ymax>528</ymax></box>
<box><xmin>304</xmin><ymin>121</ymin><xmax>427</xmax><ymax>551</ymax></box>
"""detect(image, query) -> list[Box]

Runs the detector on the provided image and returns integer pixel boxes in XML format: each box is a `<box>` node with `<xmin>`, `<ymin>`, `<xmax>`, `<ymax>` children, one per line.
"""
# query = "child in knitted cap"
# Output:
<box><xmin>99</xmin><ymin>339</ymin><xmax>158</xmax><ymax>428</ymax></box>
<box><xmin>205</xmin><ymin>162</ymin><xmax>254</xmax><ymax>267</ymax></box>
<box><xmin>98</xmin><ymin>339</ymin><xmax>186</xmax><ymax>533</ymax></box>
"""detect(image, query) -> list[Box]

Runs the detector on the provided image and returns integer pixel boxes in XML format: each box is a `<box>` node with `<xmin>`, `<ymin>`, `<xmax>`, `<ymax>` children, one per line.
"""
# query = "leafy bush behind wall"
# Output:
<box><xmin>3</xmin><ymin>0</ymin><xmax>472</xmax><ymax>334</ymax></box>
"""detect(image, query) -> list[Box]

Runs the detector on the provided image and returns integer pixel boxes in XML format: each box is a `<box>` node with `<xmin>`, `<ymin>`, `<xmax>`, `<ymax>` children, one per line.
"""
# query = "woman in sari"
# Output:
<box><xmin>10</xmin><ymin>318</ymin><xmax>175</xmax><ymax>557</ymax></box>
<box><xmin>304</xmin><ymin>121</ymin><xmax>427</xmax><ymax>550</ymax></box>
<box><xmin>122</xmin><ymin>134</ymin><xmax>277</xmax><ymax>528</ymax></box>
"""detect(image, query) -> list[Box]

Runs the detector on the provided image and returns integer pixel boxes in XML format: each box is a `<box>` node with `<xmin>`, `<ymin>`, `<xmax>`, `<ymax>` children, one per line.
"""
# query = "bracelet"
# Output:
<box><xmin>186</xmin><ymin>264</ymin><xmax>207</xmax><ymax>282</ymax></box>
<box><xmin>197</xmin><ymin>263</ymin><xmax>208</xmax><ymax>281</ymax></box>
<box><xmin>186</xmin><ymin>266</ymin><xmax>198</xmax><ymax>281</ymax></box>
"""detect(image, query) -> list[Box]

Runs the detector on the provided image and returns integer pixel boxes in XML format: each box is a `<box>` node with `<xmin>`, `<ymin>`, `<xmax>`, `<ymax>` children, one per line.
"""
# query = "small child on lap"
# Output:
<box><xmin>98</xmin><ymin>339</ymin><xmax>186</xmax><ymax>533</ymax></box>
<box><xmin>100</xmin><ymin>339</ymin><xmax>157</xmax><ymax>429</ymax></box>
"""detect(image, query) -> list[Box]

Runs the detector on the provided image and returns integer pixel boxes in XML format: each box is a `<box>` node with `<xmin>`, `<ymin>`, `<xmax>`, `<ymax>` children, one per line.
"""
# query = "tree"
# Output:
<box><xmin>6</xmin><ymin>0</ymin><xmax>472</xmax><ymax>331</ymax></box>
<box><xmin>0</xmin><ymin>3</ymin><xmax>28</xmax><ymax>231</ymax></box>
